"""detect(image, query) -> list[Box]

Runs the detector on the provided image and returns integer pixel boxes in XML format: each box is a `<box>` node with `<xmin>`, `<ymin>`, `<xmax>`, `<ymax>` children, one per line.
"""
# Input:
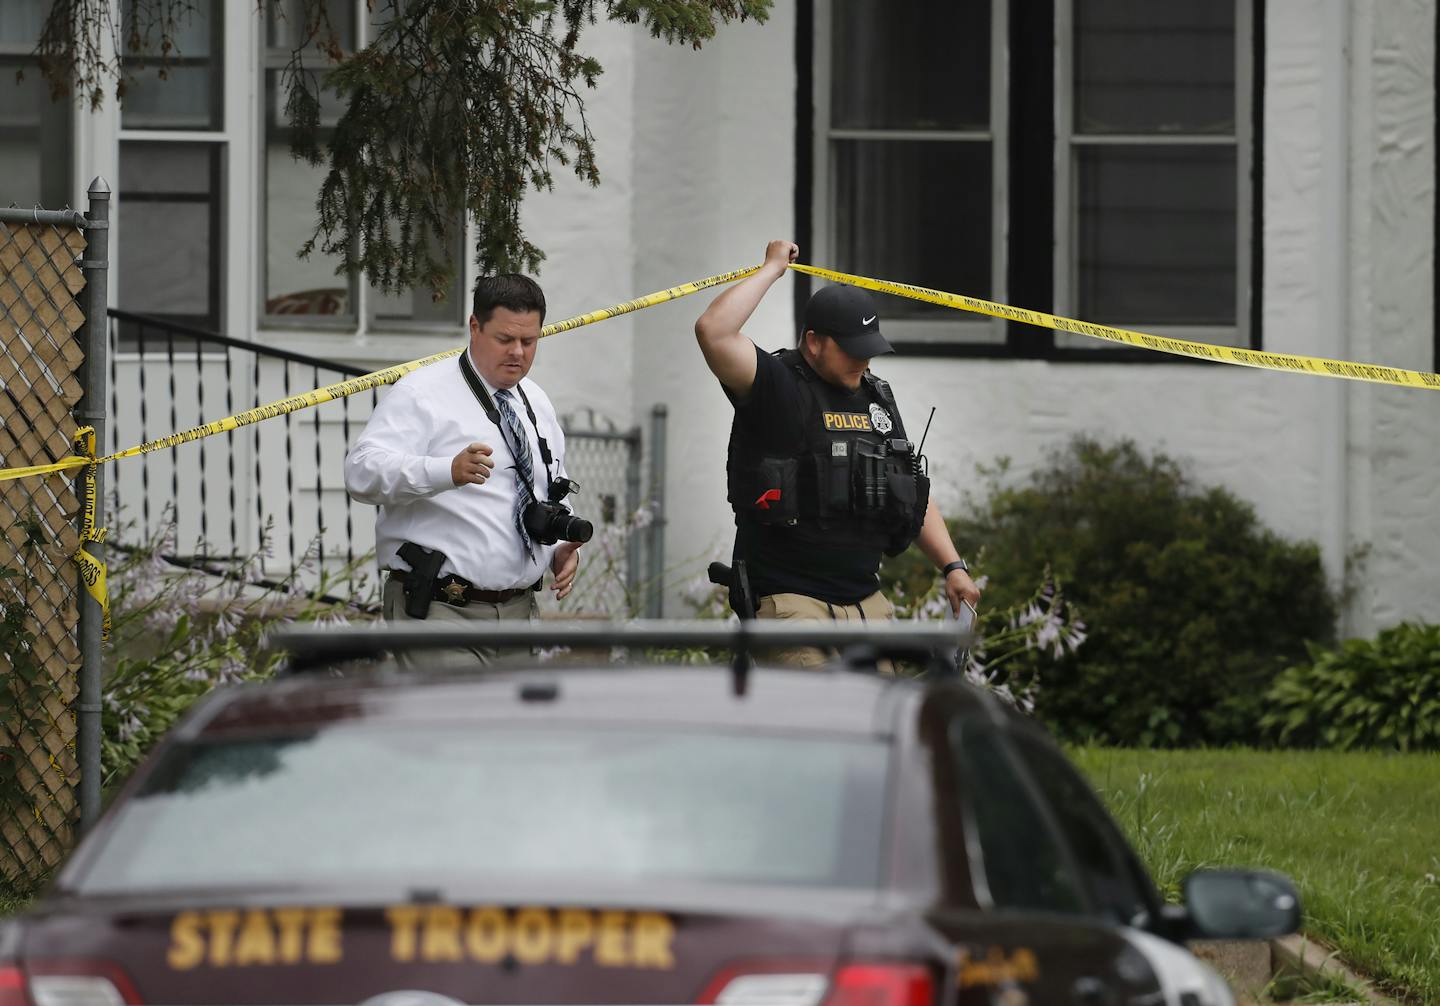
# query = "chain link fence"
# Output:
<box><xmin>556</xmin><ymin>407</ymin><xmax>647</xmax><ymax>617</ymax></box>
<box><xmin>1</xmin><ymin>215</ymin><xmax>85</xmax><ymax>888</ymax></box>
<box><xmin>0</xmin><ymin>188</ymin><xmax>108</xmax><ymax>894</ymax></box>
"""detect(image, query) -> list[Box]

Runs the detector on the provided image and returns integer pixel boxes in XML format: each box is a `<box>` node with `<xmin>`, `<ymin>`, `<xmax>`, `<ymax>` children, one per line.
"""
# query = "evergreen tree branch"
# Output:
<box><xmin>29</xmin><ymin>0</ymin><xmax>770</xmax><ymax>296</ymax></box>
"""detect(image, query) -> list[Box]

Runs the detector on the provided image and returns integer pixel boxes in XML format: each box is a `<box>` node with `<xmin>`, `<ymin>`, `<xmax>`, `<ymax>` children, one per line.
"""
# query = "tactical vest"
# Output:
<box><xmin>727</xmin><ymin>349</ymin><xmax>929</xmax><ymax>557</ymax></box>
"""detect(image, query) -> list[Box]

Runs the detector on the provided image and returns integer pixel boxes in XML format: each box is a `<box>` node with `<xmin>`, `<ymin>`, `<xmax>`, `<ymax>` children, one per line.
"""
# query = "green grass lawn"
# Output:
<box><xmin>1073</xmin><ymin>747</ymin><xmax>1440</xmax><ymax>1006</ymax></box>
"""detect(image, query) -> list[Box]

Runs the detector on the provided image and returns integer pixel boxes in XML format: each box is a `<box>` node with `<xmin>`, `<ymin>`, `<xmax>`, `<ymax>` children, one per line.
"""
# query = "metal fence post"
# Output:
<box><xmin>645</xmin><ymin>404</ymin><xmax>667</xmax><ymax>618</ymax></box>
<box><xmin>77</xmin><ymin>177</ymin><xmax>111</xmax><ymax>830</ymax></box>
<box><xmin>623</xmin><ymin>425</ymin><xmax>643</xmax><ymax>610</ymax></box>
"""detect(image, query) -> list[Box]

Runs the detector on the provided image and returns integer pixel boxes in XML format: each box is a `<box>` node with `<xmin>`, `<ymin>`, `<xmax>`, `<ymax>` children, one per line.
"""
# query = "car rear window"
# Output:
<box><xmin>77</xmin><ymin>726</ymin><xmax>888</xmax><ymax>893</ymax></box>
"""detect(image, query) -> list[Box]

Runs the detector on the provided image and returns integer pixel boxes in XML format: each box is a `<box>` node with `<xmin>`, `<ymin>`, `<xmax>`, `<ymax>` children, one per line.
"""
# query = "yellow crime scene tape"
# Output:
<box><xmin>72</xmin><ymin>426</ymin><xmax>111</xmax><ymax>639</ymax></box>
<box><xmin>790</xmin><ymin>263</ymin><xmax>1440</xmax><ymax>392</ymax></box>
<box><xmin>1</xmin><ymin>264</ymin><xmax>763</xmax><ymax>484</ymax></box>
<box><xmin>4</xmin><ymin>257</ymin><xmax>1438</xmax><ymax>638</ymax></box>
<box><xmin>0</xmin><ymin>265</ymin><xmax>760</xmax><ymax>634</ymax></box>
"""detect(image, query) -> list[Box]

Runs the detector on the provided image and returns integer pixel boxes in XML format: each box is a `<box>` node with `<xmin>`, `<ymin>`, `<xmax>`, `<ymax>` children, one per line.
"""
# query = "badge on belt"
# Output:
<box><xmin>442</xmin><ymin>581</ymin><xmax>468</xmax><ymax>606</ymax></box>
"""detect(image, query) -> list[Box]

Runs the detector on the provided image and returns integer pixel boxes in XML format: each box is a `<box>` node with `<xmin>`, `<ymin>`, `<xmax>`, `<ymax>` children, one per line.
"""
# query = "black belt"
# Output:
<box><xmin>390</xmin><ymin>571</ymin><xmax>539</xmax><ymax>606</ymax></box>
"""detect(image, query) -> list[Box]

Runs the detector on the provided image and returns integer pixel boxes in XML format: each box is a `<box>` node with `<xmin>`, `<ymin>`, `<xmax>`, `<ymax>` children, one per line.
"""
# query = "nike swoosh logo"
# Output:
<box><xmin>862</xmin><ymin>315</ymin><xmax>876</xmax><ymax>325</ymax></box>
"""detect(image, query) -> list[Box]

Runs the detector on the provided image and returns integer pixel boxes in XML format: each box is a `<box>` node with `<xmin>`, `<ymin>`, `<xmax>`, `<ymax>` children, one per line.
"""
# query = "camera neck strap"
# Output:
<box><xmin>457</xmin><ymin>352</ymin><xmax>555</xmax><ymax>495</ymax></box>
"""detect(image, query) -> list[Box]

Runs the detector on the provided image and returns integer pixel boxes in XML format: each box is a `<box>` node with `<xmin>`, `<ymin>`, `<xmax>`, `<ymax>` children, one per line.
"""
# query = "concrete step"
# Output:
<box><xmin>1189</xmin><ymin>935</ymin><xmax>1394</xmax><ymax>1006</ymax></box>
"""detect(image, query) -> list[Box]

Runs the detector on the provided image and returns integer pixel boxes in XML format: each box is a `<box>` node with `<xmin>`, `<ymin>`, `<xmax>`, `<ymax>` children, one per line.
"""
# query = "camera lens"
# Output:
<box><xmin>560</xmin><ymin>515</ymin><xmax>593</xmax><ymax>543</ymax></box>
<box><xmin>524</xmin><ymin>500</ymin><xmax>594</xmax><ymax>544</ymax></box>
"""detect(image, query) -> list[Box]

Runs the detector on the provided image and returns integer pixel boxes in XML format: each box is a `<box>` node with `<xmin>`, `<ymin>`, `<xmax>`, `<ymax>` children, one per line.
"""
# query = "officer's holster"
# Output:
<box><xmin>707</xmin><ymin>560</ymin><xmax>756</xmax><ymax>621</ymax></box>
<box><xmin>396</xmin><ymin>541</ymin><xmax>448</xmax><ymax>619</ymax></box>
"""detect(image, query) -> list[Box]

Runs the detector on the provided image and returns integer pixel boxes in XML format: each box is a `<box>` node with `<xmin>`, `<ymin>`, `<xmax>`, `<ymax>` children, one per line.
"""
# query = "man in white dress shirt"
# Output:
<box><xmin>345</xmin><ymin>275</ymin><xmax>582</xmax><ymax>658</ymax></box>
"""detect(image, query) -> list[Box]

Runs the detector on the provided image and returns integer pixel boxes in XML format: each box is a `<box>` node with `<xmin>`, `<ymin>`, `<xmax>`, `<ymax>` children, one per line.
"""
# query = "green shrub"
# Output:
<box><xmin>1261</xmin><ymin>622</ymin><xmax>1440</xmax><ymax>751</ymax></box>
<box><xmin>887</xmin><ymin>437</ymin><xmax>1337</xmax><ymax>746</ymax></box>
<box><xmin>101</xmin><ymin>516</ymin><xmax>378</xmax><ymax>789</ymax></box>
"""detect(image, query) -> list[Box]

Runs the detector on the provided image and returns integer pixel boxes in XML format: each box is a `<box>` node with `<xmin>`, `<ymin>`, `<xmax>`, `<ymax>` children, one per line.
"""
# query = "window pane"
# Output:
<box><xmin>370</xmin><ymin>233</ymin><xmax>465</xmax><ymax>328</ymax></box>
<box><xmin>833</xmin><ymin>139</ymin><xmax>991</xmax><ymax>320</ymax></box>
<box><xmin>953</xmin><ymin>723</ymin><xmax>1085</xmax><ymax>914</ymax></box>
<box><xmin>1012</xmin><ymin>738</ymin><xmax>1153</xmax><ymax>927</ymax></box>
<box><xmin>121</xmin><ymin>65</ymin><xmax>223</xmax><ymax>130</ymax></box>
<box><xmin>0</xmin><ymin>57</ymin><xmax>72</xmax><ymax>208</ymax></box>
<box><xmin>266</xmin><ymin>0</ymin><xmax>356</xmax><ymax>52</ymax></box>
<box><xmin>831</xmin><ymin>0</ymin><xmax>989</xmax><ymax>131</ymax></box>
<box><xmin>263</xmin><ymin>70</ymin><xmax>355</xmax><ymax>320</ymax></box>
<box><xmin>368</xmin><ymin>0</ymin><xmax>408</xmax><ymax>38</ymax></box>
<box><xmin>1074</xmin><ymin>0</ymin><xmax>1235</xmax><ymax>135</ymax></box>
<box><xmin>0</xmin><ymin>0</ymin><xmax>47</xmax><ymax>47</ymax></box>
<box><xmin>1075</xmin><ymin>145</ymin><xmax>1236</xmax><ymax>328</ymax></box>
<box><xmin>371</xmin><ymin>284</ymin><xmax>460</xmax><ymax>326</ymax></box>
<box><xmin>117</xmin><ymin>142</ymin><xmax>222</xmax><ymax>330</ymax></box>
<box><xmin>77</xmin><ymin>728</ymin><xmax>888</xmax><ymax>892</ymax></box>
<box><xmin>121</xmin><ymin>0</ymin><xmax>222</xmax><ymax>130</ymax></box>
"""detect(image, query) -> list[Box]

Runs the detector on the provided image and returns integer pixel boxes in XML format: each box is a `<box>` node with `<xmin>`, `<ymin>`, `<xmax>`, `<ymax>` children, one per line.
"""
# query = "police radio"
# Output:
<box><xmin>854</xmin><ymin>417</ymin><xmax>929</xmax><ymax>516</ymax></box>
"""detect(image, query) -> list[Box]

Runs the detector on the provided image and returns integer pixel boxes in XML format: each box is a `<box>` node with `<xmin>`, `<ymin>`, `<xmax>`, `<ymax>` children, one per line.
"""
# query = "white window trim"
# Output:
<box><xmin>811</xmin><ymin>0</ymin><xmax>1009</xmax><ymax>348</ymax></box>
<box><xmin>114</xmin><ymin>0</ymin><xmax>235</xmax><ymax>358</ymax></box>
<box><xmin>256</xmin><ymin>0</ymin><xmax>465</xmax><ymax>337</ymax></box>
<box><xmin>1052</xmin><ymin>0</ymin><xmax>1253</xmax><ymax>350</ymax></box>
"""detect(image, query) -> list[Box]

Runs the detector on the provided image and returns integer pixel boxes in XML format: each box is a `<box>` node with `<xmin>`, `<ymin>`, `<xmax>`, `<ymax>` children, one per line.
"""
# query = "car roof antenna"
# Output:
<box><xmin>916</xmin><ymin>406</ymin><xmax>936</xmax><ymax>457</ymax></box>
<box><xmin>731</xmin><ymin>645</ymin><xmax>752</xmax><ymax>697</ymax></box>
<box><xmin>708</xmin><ymin>560</ymin><xmax>757</xmax><ymax>697</ymax></box>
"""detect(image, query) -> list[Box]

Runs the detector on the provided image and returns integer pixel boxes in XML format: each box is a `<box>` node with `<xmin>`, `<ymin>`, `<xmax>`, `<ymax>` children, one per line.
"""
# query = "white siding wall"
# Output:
<box><xmin>1353</xmin><ymin>0</ymin><xmax>1439</xmax><ymax>629</ymax></box>
<box><xmin>520</xmin><ymin>21</ymin><xmax>641</xmax><ymax>433</ymax></box>
<box><xmin>629</xmin><ymin>7</ymin><xmax>800</xmax><ymax>602</ymax></box>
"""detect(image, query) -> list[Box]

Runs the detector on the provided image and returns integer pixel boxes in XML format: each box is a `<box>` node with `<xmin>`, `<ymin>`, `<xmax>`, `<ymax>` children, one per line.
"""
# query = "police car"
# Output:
<box><xmin>0</xmin><ymin>622</ymin><xmax>1300</xmax><ymax>1006</ymax></box>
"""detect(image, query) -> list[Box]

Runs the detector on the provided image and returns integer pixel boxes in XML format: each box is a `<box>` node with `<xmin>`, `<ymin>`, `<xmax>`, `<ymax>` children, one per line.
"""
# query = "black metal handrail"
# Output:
<box><xmin>107</xmin><ymin>309</ymin><xmax>379</xmax><ymax>572</ymax></box>
<box><xmin>108</xmin><ymin>308</ymin><xmax>373</xmax><ymax>376</ymax></box>
<box><xmin>108</xmin><ymin>541</ymin><xmax>380</xmax><ymax>614</ymax></box>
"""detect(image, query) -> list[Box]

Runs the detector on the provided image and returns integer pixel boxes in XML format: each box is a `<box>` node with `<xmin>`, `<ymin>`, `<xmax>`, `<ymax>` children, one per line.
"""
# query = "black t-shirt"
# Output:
<box><xmin>725</xmin><ymin>346</ymin><xmax>883</xmax><ymax>605</ymax></box>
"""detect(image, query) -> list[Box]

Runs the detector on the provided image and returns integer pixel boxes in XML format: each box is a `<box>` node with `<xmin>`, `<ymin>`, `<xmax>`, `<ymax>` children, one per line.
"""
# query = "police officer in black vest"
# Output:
<box><xmin>694</xmin><ymin>240</ymin><xmax>981</xmax><ymax>665</ymax></box>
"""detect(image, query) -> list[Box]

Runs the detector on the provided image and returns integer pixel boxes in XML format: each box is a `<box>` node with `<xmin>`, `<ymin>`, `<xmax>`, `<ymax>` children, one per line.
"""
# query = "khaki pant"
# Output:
<box><xmin>382</xmin><ymin>576</ymin><xmax>537</xmax><ymax>666</ymax></box>
<box><xmin>756</xmin><ymin>590</ymin><xmax>895</xmax><ymax>669</ymax></box>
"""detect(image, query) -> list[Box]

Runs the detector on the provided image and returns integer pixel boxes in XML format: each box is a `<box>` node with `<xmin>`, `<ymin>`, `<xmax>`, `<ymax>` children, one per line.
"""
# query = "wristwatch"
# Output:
<box><xmin>942</xmin><ymin>558</ymin><xmax>970</xmax><ymax>578</ymax></box>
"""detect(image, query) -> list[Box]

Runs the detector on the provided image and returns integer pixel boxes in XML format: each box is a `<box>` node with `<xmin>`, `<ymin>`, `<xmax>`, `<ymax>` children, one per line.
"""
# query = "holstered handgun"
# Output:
<box><xmin>707</xmin><ymin>559</ymin><xmax>757</xmax><ymax>694</ymax></box>
<box><xmin>707</xmin><ymin>559</ymin><xmax>756</xmax><ymax>621</ymax></box>
<box><xmin>396</xmin><ymin>541</ymin><xmax>448</xmax><ymax>619</ymax></box>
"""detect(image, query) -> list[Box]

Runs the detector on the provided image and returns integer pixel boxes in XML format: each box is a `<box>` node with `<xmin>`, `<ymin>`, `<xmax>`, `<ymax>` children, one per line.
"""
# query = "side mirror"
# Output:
<box><xmin>1183</xmin><ymin>869</ymin><xmax>1301</xmax><ymax>940</ymax></box>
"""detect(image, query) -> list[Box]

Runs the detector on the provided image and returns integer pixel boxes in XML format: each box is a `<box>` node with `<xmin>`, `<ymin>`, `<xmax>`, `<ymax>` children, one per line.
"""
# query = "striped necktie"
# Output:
<box><xmin>494</xmin><ymin>389</ymin><xmax>535</xmax><ymax>559</ymax></box>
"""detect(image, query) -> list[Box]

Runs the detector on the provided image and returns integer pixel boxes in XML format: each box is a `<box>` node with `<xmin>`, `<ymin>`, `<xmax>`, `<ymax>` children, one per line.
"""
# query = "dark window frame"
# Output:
<box><xmin>114</xmin><ymin>139</ymin><xmax>226</xmax><ymax>344</ymax></box>
<box><xmin>798</xmin><ymin>0</ymin><xmax>1266</xmax><ymax>362</ymax></box>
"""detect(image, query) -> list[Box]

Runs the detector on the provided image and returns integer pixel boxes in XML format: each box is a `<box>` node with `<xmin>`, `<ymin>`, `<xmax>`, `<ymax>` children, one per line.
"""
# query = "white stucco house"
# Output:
<box><xmin>4</xmin><ymin>0</ymin><xmax>1437</xmax><ymax>631</ymax></box>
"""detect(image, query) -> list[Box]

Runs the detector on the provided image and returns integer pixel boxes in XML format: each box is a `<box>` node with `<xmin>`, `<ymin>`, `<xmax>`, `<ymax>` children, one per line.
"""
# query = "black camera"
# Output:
<box><xmin>523</xmin><ymin>477</ymin><xmax>594</xmax><ymax>545</ymax></box>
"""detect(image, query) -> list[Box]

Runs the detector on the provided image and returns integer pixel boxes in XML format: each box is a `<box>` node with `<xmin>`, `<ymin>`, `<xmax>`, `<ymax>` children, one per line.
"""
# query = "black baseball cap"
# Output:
<box><xmin>801</xmin><ymin>284</ymin><xmax>894</xmax><ymax>357</ymax></box>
